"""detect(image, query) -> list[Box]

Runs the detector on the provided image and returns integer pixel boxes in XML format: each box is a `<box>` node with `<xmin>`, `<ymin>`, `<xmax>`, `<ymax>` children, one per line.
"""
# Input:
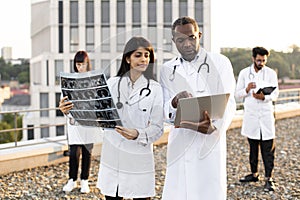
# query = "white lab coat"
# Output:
<box><xmin>235</xmin><ymin>64</ymin><xmax>279</xmax><ymax>140</ymax></box>
<box><xmin>97</xmin><ymin>75</ymin><xmax>164</xmax><ymax>198</ymax></box>
<box><xmin>160</xmin><ymin>48</ymin><xmax>236</xmax><ymax>200</ymax></box>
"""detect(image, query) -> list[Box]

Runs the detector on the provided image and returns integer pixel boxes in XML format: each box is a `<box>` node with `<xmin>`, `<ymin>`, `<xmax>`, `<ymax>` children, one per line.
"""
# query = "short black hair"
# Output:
<box><xmin>171</xmin><ymin>16</ymin><xmax>200</xmax><ymax>36</ymax></box>
<box><xmin>252</xmin><ymin>47</ymin><xmax>270</xmax><ymax>58</ymax></box>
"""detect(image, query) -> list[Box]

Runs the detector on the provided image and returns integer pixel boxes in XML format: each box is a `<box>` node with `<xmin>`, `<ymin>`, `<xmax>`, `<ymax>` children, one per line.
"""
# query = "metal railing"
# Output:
<box><xmin>1</xmin><ymin>88</ymin><xmax>300</xmax><ymax>148</ymax></box>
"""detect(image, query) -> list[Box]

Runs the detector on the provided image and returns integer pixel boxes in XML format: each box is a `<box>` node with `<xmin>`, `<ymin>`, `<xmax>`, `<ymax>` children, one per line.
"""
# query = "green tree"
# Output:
<box><xmin>0</xmin><ymin>113</ymin><xmax>23</xmax><ymax>144</ymax></box>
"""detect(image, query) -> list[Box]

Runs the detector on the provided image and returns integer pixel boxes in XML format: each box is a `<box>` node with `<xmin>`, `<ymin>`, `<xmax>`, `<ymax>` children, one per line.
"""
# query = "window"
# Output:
<box><xmin>163</xmin><ymin>0</ymin><xmax>172</xmax><ymax>24</ymax></box>
<box><xmin>132</xmin><ymin>0</ymin><xmax>141</xmax><ymax>27</ymax></box>
<box><xmin>56</xmin><ymin>125</ymin><xmax>65</xmax><ymax>136</ymax></box>
<box><xmin>58</xmin><ymin>0</ymin><xmax>63</xmax><ymax>53</ymax></box>
<box><xmin>70</xmin><ymin>26</ymin><xmax>79</xmax><ymax>52</ymax></box>
<box><xmin>101</xmin><ymin>27</ymin><xmax>110</xmax><ymax>52</ymax></box>
<box><xmin>179</xmin><ymin>0</ymin><xmax>187</xmax><ymax>17</ymax></box>
<box><xmin>195</xmin><ymin>0</ymin><xmax>204</xmax><ymax>24</ymax></box>
<box><xmin>117</xmin><ymin>27</ymin><xmax>126</xmax><ymax>51</ymax></box>
<box><xmin>117</xmin><ymin>0</ymin><xmax>125</xmax><ymax>24</ymax></box>
<box><xmin>40</xmin><ymin>93</ymin><xmax>49</xmax><ymax>117</ymax></box>
<box><xmin>86</xmin><ymin>26</ymin><xmax>94</xmax><ymax>51</ymax></box>
<box><xmin>163</xmin><ymin>28</ymin><xmax>172</xmax><ymax>52</ymax></box>
<box><xmin>101</xmin><ymin>0</ymin><xmax>110</xmax><ymax>24</ymax></box>
<box><xmin>27</xmin><ymin>125</ymin><xmax>34</xmax><ymax>140</ymax></box>
<box><xmin>70</xmin><ymin>1</ymin><xmax>78</xmax><ymax>24</ymax></box>
<box><xmin>70</xmin><ymin>59</ymin><xmax>74</xmax><ymax>73</ymax></box>
<box><xmin>148</xmin><ymin>0</ymin><xmax>156</xmax><ymax>26</ymax></box>
<box><xmin>41</xmin><ymin>126</ymin><xmax>49</xmax><ymax>138</ymax></box>
<box><xmin>70</xmin><ymin>1</ymin><xmax>79</xmax><ymax>52</ymax></box>
<box><xmin>86</xmin><ymin>0</ymin><xmax>94</xmax><ymax>23</ymax></box>
<box><xmin>101</xmin><ymin>59</ymin><xmax>111</xmax><ymax>78</ymax></box>
<box><xmin>55</xmin><ymin>60</ymin><xmax>64</xmax><ymax>85</ymax></box>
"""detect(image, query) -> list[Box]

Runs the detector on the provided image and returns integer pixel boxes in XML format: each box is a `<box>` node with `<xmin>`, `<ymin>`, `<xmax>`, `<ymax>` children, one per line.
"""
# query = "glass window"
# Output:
<box><xmin>117</xmin><ymin>0</ymin><xmax>125</xmax><ymax>24</ymax></box>
<box><xmin>101</xmin><ymin>27</ymin><xmax>110</xmax><ymax>52</ymax></box>
<box><xmin>86</xmin><ymin>0</ymin><xmax>94</xmax><ymax>24</ymax></box>
<box><xmin>56</xmin><ymin>93</ymin><xmax>64</xmax><ymax>116</ymax></box>
<box><xmin>41</xmin><ymin>126</ymin><xmax>49</xmax><ymax>138</ymax></box>
<box><xmin>195</xmin><ymin>0</ymin><xmax>203</xmax><ymax>24</ymax></box>
<box><xmin>56</xmin><ymin>125</ymin><xmax>65</xmax><ymax>136</ymax></box>
<box><xmin>40</xmin><ymin>93</ymin><xmax>49</xmax><ymax>117</ymax></box>
<box><xmin>59</xmin><ymin>1</ymin><xmax>63</xmax><ymax>53</ymax></box>
<box><xmin>148</xmin><ymin>0</ymin><xmax>156</xmax><ymax>25</ymax></box>
<box><xmin>179</xmin><ymin>0</ymin><xmax>187</xmax><ymax>17</ymax></box>
<box><xmin>86</xmin><ymin>26</ymin><xmax>94</xmax><ymax>52</ymax></box>
<box><xmin>148</xmin><ymin>27</ymin><xmax>157</xmax><ymax>49</ymax></box>
<box><xmin>163</xmin><ymin>28</ymin><xmax>172</xmax><ymax>52</ymax></box>
<box><xmin>163</xmin><ymin>0</ymin><xmax>172</xmax><ymax>24</ymax></box>
<box><xmin>101</xmin><ymin>0</ymin><xmax>110</xmax><ymax>24</ymax></box>
<box><xmin>117</xmin><ymin>27</ymin><xmax>126</xmax><ymax>51</ymax></box>
<box><xmin>132</xmin><ymin>0</ymin><xmax>141</xmax><ymax>26</ymax></box>
<box><xmin>101</xmin><ymin>59</ymin><xmax>111</xmax><ymax>78</ymax></box>
<box><xmin>70</xmin><ymin>59</ymin><xmax>74</xmax><ymax>73</ymax></box>
<box><xmin>70</xmin><ymin>26</ymin><xmax>79</xmax><ymax>52</ymax></box>
<box><xmin>27</xmin><ymin>125</ymin><xmax>34</xmax><ymax>140</ymax></box>
<box><xmin>70</xmin><ymin>1</ymin><xmax>78</xmax><ymax>24</ymax></box>
<box><xmin>55</xmin><ymin>60</ymin><xmax>64</xmax><ymax>85</ymax></box>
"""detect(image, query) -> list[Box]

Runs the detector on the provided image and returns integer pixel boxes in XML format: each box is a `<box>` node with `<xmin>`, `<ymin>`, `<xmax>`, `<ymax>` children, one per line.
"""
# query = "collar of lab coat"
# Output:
<box><xmin>120</xmin><ymin>74</ymin><xmax>148</xmax><ymax>99</ymax></box>
<box><xmin>179</xmin><ymin>48</ymin><xmax>207</xmax><ymax>76</ymax></box>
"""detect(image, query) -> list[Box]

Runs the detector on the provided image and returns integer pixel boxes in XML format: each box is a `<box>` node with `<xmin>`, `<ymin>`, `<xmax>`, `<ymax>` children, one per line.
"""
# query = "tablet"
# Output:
<box><xmin>174</xmin><ymin>93</ymin><xmax>230</xmax><ymax>126</ymax></box>
<box><xmin>256</xmin><ymin>86</ymin><xmax>276</xmax><ymax>95</ymax></box>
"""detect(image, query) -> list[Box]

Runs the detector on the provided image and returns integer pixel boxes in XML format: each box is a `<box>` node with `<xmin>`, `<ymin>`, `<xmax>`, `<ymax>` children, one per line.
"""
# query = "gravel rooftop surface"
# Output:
<box><xmin>0</xmin><ymin>116</ymin><xmax>300</xmax><ymax>200</ymax></box>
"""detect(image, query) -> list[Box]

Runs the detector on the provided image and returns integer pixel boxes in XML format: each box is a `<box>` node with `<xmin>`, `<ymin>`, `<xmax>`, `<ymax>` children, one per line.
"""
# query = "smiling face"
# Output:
<box><xmin>172</xmin><ymin>23</ymin><xmax>202</xmax><ymax>62</ymax></box>
<box><xmin>126</xmin><ymin>47</ymin><xmax>150</xmax><ymax>74</ymax></box>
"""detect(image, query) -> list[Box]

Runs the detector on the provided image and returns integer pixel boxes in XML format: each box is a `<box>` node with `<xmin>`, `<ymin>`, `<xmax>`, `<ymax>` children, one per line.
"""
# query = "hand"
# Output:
<box><xmin>115</xmin><ymin>126</ymin><xmax>139</xmax><ymax>140</ymax></box>
<box><xmin>246</xmin><ymin>82</ymin><xmax>256</xmax><ymax>93</ymax></box>
<box><xmin>171</xmin><ymin>91</ymin><xmax>193</xmax><ymax>108</ymax></box>
<box><xmin>59</xmin><ymin>96</ymin><xmax>73</xmax><ymax>114</ymax></box>
<box><xmin>179</xmin><ymin>111</ymin><xmax>216</xmax><ymax>134</ymax></box>
<box><xmin>252</xmin><ymin>91</ymin><xmax>265</xmax><ymax>101</ymax></box>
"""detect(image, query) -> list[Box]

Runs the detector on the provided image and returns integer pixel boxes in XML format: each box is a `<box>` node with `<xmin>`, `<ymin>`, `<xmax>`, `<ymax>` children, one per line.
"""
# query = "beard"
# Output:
<box><xmin>254</xmin><ymin>62</ymin><xmax>263</xmax><ymax>71</ymax></box>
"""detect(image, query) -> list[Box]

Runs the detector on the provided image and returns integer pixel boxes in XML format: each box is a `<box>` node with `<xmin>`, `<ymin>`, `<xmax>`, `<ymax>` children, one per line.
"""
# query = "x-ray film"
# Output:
<box><xmin>60</xmin><ymin>70</ymin><xmax>122</xmax><ymax>128</ymax></box>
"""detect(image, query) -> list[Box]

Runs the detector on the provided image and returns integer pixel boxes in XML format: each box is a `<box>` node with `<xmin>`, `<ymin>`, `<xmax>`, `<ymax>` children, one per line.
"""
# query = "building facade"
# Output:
<box><xmin>23</xmin><ymin>0</ymin><xmax>211</xmax><ymax>140</ymax></box>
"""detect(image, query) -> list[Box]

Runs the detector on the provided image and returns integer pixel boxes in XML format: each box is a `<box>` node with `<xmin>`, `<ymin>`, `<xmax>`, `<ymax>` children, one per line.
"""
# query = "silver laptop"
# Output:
<box><xmin>174</xmin><ymin>93</ymin><xmax>230</xmax><ymax>126</ymax></box>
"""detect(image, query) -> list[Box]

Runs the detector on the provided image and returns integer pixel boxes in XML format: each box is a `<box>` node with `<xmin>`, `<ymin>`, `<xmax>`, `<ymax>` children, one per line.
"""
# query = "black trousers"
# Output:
<box><xmin>247</xmin><ymin>138</ymin><xmax>275</xmax><ymax>178</ymax></box>
<box><xmin>105</xmin><ymin>187</ymin><xmax>151</xmax><ymax>200</ymax></box>
<box><xmin>69</xmin><ymin>144</ymin><xmax>93</xmax><ymax>181</ymax></box>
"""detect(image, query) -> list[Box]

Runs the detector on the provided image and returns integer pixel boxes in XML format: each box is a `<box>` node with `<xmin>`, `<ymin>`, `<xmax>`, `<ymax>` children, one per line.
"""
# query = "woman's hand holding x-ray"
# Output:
<box><xmin>115</xmin><ymin>126</ymin><xmax>139</xmax><ymax>140</ymax></box>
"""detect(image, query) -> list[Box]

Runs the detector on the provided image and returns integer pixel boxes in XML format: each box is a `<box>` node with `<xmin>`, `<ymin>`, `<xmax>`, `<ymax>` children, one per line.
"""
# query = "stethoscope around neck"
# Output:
<box><xmin>169</xmin><ymin>53</ymin><xmax>210</xmax><ymax>92</ymax></box>
<box><xmin>249</xmin><ymin>65</ymin><xmax>265</xmax><ymax>80</ymax></box>
<box><xmin>116</xmin><ymin>75</ymin><xmax>151</xmax><ymax>111</ymax></box>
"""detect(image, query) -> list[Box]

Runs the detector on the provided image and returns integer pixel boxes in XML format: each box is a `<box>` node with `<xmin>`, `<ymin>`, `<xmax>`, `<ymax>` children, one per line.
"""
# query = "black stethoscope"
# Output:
<box><xmin>169</xmin><ymin>53</ymin><xmax>209</xmax><ymax>92</ymax></box>
<box><xmin>116</xmin><ymin>75</ymin><xmax>151</xmax><ymax>111</ymax></box>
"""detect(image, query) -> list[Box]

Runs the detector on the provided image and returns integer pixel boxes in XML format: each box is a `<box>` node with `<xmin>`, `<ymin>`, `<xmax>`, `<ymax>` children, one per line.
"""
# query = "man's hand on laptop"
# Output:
<box><xmin>179</xmin><ymin>111</ymin><xmax>216</xmax><ymax>134</ymax></box>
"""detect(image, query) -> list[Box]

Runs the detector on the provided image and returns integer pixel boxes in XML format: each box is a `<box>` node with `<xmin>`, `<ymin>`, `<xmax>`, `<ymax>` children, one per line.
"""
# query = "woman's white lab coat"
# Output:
<box><xmin>235</xmin><ymin>64</ymin><xmax>279</xmax><ymax>140</ymax></box>
<box><xmin>97</xmin><ymin>75</ymin><xmax>164</xmax><ymax>198</ymax></box>
<box><xmin>160</xmin><ymin>48</ymin><xmax>236</xmax><ymax>200</ymax></box>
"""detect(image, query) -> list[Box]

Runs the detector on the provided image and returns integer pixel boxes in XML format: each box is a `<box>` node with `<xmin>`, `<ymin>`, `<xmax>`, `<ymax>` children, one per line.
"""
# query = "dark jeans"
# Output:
<box><xmin>69</xmin><ymin>144</ymin><xmax>93</xmax><ymax>180</ymax></box>
<box><xmin>247</xmin><ymin>138</ymin><xmax>275</xmax><ymax>177</ymax></box>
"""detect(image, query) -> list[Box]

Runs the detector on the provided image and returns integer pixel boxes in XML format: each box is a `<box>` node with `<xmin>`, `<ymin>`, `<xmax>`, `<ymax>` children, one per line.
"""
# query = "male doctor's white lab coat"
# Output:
<box><xmin>160</xmin><ymin>48</ymin><xmax>236</xmax><ymax>200</ymax></box>
<box><xmin>235</xmin><ymin>64</ymin><xmax>279</xmax><ymax>140</ymax></box>
<box><xmin>97</xmin><ymin>75</ymin><xmax>163</xmax><ymax>198</ymax></box>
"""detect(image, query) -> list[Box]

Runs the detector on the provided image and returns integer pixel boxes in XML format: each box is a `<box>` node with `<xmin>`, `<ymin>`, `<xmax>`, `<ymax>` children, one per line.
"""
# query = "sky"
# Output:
<box><xmin>0</xmin><ymin>0</ymin><xmax>300</xmax><ymax>59</ymax></box>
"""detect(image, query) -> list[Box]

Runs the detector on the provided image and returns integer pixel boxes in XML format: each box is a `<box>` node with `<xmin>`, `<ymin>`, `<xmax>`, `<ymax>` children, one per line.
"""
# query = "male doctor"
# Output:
<box><xmin>235</xmin><ymin>47</ymin><xmax>279</xmax><ymax>192</ymax></box>
<box><xmin>160</xmin><ymin>16</ymin><xmax>236</xmax><ymax>200</ymax></box>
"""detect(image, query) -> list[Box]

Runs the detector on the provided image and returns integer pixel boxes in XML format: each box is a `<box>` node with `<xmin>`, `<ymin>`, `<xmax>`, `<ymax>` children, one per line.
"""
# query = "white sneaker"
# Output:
<box><xmin>80</xmin><ymin>179</ymin><xmax>90</xmax><ymax>193</ymax></box>
<box><xmin>63</xmin><ymin>179</ymin><xmax>77</xmax><ymax>192</ymax></box>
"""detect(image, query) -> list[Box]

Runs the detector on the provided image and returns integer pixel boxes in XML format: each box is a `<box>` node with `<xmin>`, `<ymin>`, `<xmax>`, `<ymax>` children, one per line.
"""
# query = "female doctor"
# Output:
<box><xmin>97</xmin><ymin>36</ymin><xmax>164</xmax><ymax>200</ymax></box>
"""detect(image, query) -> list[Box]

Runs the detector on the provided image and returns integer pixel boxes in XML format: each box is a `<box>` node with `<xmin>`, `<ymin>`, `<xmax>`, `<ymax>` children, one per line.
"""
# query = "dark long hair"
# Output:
<box><xmin>73</xmin><ymin>50</ymin><xmax>92</xmax><ymax>72</ymax></box>
<box><xmin>117</xmin><ymin>36</ymin><xmax>155</xmax><ymax>80</ymax></box>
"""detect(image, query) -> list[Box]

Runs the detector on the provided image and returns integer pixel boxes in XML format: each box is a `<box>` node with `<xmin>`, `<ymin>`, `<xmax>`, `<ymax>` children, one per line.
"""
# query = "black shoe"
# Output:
<box><xmin>264</xmin><ymin>179</ymin><xmax>275</xmax><ymax>191</ymax></box>
<box><xmin>239</xmin><ymin>174</ymin><xmax>259</xmax><ymax>182</ymax></box>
